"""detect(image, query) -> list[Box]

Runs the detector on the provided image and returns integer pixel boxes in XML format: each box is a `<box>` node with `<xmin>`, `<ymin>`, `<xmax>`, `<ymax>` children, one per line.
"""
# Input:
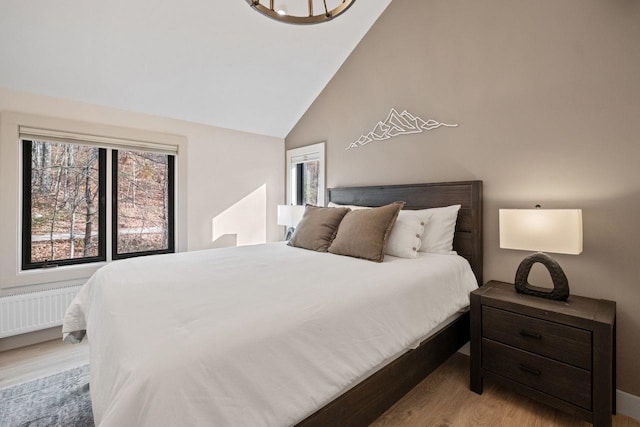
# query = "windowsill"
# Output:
<box><xmin>1</xmin><ymin>261</ymin><xmax>107</xmax><ymax>292</ymax></box>
<box><xmin>17</xmin><ymin>261</ymin><xmax>107</xmax><ymax>277</ymax></box>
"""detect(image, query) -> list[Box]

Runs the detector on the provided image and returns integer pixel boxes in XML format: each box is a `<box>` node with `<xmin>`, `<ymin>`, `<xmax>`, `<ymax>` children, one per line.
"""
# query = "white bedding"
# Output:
<box><xmin>63</xmin><ymin>243</ymin><xmax>478</xmax><ymax>426</ymax></box>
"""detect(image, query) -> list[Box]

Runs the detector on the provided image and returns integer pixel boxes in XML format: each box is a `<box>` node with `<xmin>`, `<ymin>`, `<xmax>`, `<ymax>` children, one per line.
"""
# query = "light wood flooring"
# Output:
<box><xmin>0</xmin><ymin>338</ymin><xmax>88</xmax><ymax>389</ymax></box>
<box><xmin>0</xmin><ymin>340</ymin><xmax>638</xmax><ymax>426</ymax></box>
<box><xmin>374</xmin><ymin>353</ymin><xmax>639</xmax><ymax>427</ymax></box>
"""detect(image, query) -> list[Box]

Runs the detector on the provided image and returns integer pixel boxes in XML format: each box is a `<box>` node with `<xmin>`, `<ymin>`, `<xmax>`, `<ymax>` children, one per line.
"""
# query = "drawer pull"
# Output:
<box><xmin>519</xmin><ymin>329</ymin><xmax>542</xmax><ymax>340</ymax></box>
<box><xmin>518</xmin><ymin>364</ymin><xmax>541</xmax><ymax>376</ymax></box>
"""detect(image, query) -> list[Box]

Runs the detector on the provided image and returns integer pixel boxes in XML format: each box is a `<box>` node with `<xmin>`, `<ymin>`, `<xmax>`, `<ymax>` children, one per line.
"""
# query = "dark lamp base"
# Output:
<box><xmin>514</xmin><ymin>252</ymin><xmax>570</xmax><ymax>301</ymax></box>
<box><xmin>285</xmin><ymin>227</ymin><xmax>295</xmax><ymax>241</ymax></box>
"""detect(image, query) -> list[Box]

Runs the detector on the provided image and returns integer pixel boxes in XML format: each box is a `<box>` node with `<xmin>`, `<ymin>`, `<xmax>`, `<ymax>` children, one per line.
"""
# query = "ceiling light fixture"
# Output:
<box><xmin>247</xmin><ymin>0</ymin><xmax>356</xmax><ymax>25</ymax></box>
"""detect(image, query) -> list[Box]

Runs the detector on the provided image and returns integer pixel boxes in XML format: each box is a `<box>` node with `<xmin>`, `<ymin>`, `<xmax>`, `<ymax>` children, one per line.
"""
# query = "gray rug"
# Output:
<box><xmin>0</xmin><ymin>365</ymin><xmax>94</xmax><ymax>427</ymax></box>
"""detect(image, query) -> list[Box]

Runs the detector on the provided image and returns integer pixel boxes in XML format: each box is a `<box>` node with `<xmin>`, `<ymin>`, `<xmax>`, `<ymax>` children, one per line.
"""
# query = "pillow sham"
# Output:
<box><xmin>328</xmin><ymin>201</ymin><xmax>405</xmax><ymax>262</ymax></box>
<box><xmin>288</xmin><ymin>205</ymin><xmax>350</xmax><ymax>252</ymax></box>
<box><xmin>385</xmin><ymin>210</ymin><xmax>426</xmax><ymax>258</ymax></box>
<box><xmin>415</xmin><ymin>204</ymin><xmax>461</xmax><ymax>254</ymax></box>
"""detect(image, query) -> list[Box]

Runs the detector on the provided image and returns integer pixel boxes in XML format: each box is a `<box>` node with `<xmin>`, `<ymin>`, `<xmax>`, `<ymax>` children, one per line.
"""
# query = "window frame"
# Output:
<box><xmin>20</xmin><ymin>139</ymin><xmax>178</xmax><ymax>271</ymax></box>
<box><xmin>111</xmin><ymin>149</ymin><xmax>176</xmax><ymax>260</ymax></box>
<box><xmin>286</xmin><ymin>142</ymin><xmax>325</xmax><ymax>206</ymax></box>
<box><xmin>21</xmin><ymin>139</ymin><xmax>108</xmax><ymax>270</ymax></box>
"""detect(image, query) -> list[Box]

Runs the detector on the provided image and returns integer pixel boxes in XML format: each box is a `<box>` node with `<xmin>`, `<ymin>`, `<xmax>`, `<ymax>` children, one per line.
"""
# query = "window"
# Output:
<box><xmin>112</xmin><ymin>150</ymin><xmax>175</xmax><ymax>259</ymax></box>
<box><xmin>22</xmin><ymin>140</ymin><xmax>107</xmax><ymax>269</ymax></box>
<box><xmin>286</xmin><ymin>142</ymin><xmax>325</xmax><ymax>206</ymax></box>
<box><xmin>295</xmin><ymin>160</ymin><xmax>320</xmax><ymax>205</ymax></box>
<box><xmin>22</xmin><ymin>139</ymin><xmax>175</xmax><ymax>270</ymax></box>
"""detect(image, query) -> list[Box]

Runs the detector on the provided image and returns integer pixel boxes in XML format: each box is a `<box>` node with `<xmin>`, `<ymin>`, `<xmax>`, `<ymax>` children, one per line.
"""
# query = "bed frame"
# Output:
<box><xmin>297</xmin><ymin>180</ymin><xmax>483</xmax><ymax>427</ymax></box>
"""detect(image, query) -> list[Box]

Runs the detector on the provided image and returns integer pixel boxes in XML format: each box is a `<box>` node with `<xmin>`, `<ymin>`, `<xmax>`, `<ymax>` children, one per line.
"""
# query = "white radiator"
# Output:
<box><xmin>0</xmin><ymin>286</ymin><xmax>82</xmax><ymax>338</ymax></box>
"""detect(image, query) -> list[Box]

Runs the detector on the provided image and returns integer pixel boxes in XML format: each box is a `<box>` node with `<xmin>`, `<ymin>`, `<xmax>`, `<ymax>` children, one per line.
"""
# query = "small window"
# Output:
<box><xmin>295</xmin><ymin>160</ymin><xmax>320</xmax><ymax>205</ymax></box>
<box><xmin>112</xmin><ymin>150</ymin><xmax>175</xmax><ymax>259</ymax></box>
<box><xmin>22</xmin><ymin>140</ymin><xmax>107</xmax><ymax>269</ymax></box>
<box><xmin>287</xmin><ymin>142</ymin><xmax>325</xmax><ymax>207</ymax></box>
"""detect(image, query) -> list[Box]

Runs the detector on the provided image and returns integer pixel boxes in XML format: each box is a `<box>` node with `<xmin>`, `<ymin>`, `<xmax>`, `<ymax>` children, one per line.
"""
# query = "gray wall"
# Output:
<box><xmin>286</xmin><ymin>0</ymin><xmax>640</xmax><ymax>395</ymax></box>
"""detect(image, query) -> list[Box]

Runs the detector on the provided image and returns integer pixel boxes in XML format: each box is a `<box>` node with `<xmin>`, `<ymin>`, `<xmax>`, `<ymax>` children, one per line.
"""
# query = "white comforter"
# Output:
<box><xmin>63</xmin><ymin>243</ymin><xmax>477</xmax><ymax>427</ymax></box>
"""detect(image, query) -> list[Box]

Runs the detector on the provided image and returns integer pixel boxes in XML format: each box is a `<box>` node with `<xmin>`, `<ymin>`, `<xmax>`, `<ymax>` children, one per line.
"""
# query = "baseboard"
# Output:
<box><xmin>617</xmin><ymin>390</ymin><xmax>640</xmax><ymax>421</ymax></box>
<box><xmin>0</xmin><ymin>326</ymin><xmax>62</xmax><ymax>352</ymax></box>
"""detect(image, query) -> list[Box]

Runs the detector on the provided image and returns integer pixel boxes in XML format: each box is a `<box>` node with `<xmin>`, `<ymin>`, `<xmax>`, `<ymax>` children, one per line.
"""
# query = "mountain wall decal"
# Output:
<box><xmin>346</xmin><ymin>108</ymin><xmax>458</xmax><ymax>150</ymax></box>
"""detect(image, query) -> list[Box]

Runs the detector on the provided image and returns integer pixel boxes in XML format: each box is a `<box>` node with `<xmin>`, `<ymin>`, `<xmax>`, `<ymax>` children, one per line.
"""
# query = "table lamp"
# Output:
<box><xmin>499</xmin><ymin>207</ymin><xmax>582</xmax><ymax>301</ymax></box>
<box><xmin>277</xmin><ymin>205</ymin><xmax>305</xmax><ymax>240</ymax></box>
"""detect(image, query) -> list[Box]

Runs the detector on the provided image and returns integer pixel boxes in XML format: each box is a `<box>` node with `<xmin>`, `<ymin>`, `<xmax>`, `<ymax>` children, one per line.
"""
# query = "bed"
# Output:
<box><xmin>63</xmin><ymin>180</ymin><xmax>483</xmax><ymax>427</ymax></box>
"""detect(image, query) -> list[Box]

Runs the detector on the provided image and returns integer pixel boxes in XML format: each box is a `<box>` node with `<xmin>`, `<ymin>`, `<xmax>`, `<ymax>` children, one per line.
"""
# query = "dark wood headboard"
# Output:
<box><xmin>327</xmin><ymin>181</ymin><xmax>483</xmax><ymax>285</ymax></box>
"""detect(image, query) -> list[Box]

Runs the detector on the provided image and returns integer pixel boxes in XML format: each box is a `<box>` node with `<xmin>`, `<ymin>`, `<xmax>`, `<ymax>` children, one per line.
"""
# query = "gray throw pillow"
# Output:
<box><xmin>288</xmin><ymin>206</ymin><xmax>350</xmax><ymax>252</ymax></box>
<box><xmin>328</xmin><ymin>201</ymin><xmax>405</xmax><ymax>262</ymax></box>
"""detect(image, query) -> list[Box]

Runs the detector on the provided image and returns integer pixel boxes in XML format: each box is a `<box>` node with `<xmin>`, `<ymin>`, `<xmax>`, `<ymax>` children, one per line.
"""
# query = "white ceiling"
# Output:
<box><xmin>0</xmin><ymin>0</ymin><xmax>391</xmax><ymax>138</ymax></box>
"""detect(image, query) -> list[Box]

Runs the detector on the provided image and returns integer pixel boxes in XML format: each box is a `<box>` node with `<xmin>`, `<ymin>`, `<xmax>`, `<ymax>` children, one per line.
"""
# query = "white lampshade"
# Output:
<box><xmin>499</xmin><ymin>209</ymin><xmax>583</xmax><ymax>255</ymax></box>
<box><xmin>277</xmin><ymin>205</ymin><xmax>305</xmax><ymax>227</ymax></box>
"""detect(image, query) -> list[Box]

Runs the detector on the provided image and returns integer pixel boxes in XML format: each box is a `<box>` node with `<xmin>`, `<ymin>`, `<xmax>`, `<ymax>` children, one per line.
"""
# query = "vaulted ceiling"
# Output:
<box><xmin>0</xmin><ymin>1</ymin><xmax>391</xmax><ymax>137</ymax></box>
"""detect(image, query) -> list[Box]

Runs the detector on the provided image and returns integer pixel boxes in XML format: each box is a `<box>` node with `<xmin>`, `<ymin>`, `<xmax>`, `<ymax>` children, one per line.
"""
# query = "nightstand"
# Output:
<box><xmin>470</xmin><ymin>280</ymin><xmax>616</xmax><ymax>427</ymax></box>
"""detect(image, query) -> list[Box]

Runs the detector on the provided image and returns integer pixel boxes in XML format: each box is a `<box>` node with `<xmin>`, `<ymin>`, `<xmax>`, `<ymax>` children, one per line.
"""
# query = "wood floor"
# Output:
<box><xmin>0</xmin><ymin>338</ymin><xmax>88</xmax><ymax>389</ymax></box>
<box><xmin>0</xmin><ymin>340</ymin><xmax>638</xmax><ymax>426</ymax></box>
<box><xmin>374</xmin><ymin>353</ymin><xmax>639</xmax><ymax>427</ymax></box>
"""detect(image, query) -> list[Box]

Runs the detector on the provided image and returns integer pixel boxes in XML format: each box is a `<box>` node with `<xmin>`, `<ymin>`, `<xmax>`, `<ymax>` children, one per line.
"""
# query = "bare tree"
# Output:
<box><xmin>30</xmin><ymin>141</ymin><xmax>100</xmax><ymax>262</ymax></box>
<box><xmin>47</xmin><ymin>155</ymin><xmax>64</xmax><ymax>261</ymax></box>
<box><xmin>83</xmin><ymin>152</ymin><xmax>96</xmax><ymax>257</ymax></box>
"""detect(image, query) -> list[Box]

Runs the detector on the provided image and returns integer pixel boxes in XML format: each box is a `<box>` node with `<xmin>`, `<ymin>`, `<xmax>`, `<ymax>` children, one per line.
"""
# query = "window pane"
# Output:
<box><xmin>115</xmin><ymin>150</ymin><xmax>173</xmax><ymax>255</ymax></box>
<box><xmin>302</xmin><ymin>160</ymin><xmax>319</xmax><ymax>205</ymax></box>
<box><xmin>28</xmin><ymin>140</ymin><xmax>102</xmax><ymax>263</ymax></box>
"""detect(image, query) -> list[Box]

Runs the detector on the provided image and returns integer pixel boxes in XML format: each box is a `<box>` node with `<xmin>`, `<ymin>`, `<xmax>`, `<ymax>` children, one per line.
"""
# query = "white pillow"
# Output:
<box><xmin>385</xmin><ymin>210</ymin><xmax>425</xmax><ymax>258</ymax></box>
<box><xmin>327</xmin><ymin>202</ymin><xmax>369</xmax><ymax>210</ymax></box>
<box><xmin>413</xmin><ymin>205</ymin><xmax>461</xmax><ymax>254</ymax></box>
<box><xmin>328</xmin><ymin>202</ymin><xmax>427</xmax><ymax>258</ymax></box>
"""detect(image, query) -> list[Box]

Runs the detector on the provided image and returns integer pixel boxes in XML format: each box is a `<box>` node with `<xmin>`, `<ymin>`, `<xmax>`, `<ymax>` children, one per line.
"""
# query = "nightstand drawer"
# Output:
<box><xmin>483</xmin><ymin>338</ymin><xmax>591</xmax><ymax>410</ymax></box>
<box><xmin>482</xmin><ymin>306</ymin><xmax>592</xmax><ymax>370</ymax></box>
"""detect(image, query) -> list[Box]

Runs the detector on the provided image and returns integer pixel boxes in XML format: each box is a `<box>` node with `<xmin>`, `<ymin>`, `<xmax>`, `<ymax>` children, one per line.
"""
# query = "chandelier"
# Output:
<box><xmin>247</xmin><ymin>0</ymin><xmax>356</xmax><ymax>25</ymax></box>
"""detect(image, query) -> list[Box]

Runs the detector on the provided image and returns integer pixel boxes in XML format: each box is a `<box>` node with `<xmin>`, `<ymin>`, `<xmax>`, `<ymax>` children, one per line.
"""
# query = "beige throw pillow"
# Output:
<box><xmin>328</xmin><ymin>201</ymin><xmax>405</xmax><ymax>262</ymax></box>
<box><xmin>288</xmin><ymin>206</ymin><xmax>350</xmax><ymax>252</ymax></box>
